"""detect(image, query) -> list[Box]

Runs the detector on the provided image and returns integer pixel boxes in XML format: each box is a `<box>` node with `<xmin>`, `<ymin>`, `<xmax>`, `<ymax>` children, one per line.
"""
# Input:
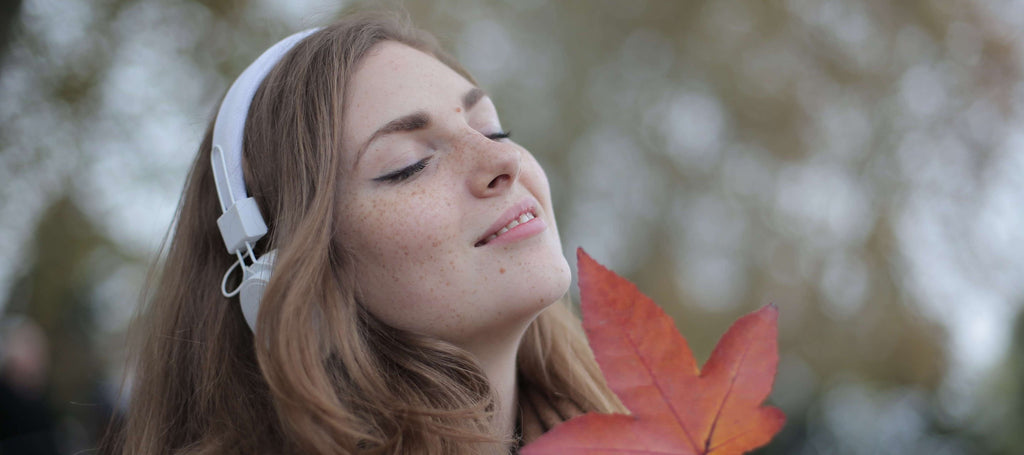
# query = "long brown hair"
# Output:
<box><xmin>112</xmin><ymin>8</ymin><xmax>622</xmax><ymax>455</ymax></box>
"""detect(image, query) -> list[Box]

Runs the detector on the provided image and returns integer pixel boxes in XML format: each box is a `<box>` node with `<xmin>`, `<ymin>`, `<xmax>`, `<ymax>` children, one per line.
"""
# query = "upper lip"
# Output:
<box><xmin>475</xmin><ymin>198</ymin><xmax>539</xmax><ymax>247</ymax></box>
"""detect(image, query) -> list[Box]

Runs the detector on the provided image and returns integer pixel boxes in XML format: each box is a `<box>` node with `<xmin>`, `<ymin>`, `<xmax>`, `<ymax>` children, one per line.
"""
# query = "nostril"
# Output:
<box><xmin>487</xmin><ymin>174</ymin><xmax>509</xmax><ymax>189</ymax></box>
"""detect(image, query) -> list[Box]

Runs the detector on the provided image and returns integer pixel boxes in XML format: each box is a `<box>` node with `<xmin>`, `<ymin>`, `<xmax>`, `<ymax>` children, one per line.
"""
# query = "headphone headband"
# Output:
<box><xmin>210</xmin><ymin>28</ymin><xmax>319</xmax><ymax>254</ymax></box>
<box><xmin>209</xmin><ymin>28</ymin><xmax>320</xmax><ymax>331</ymax></box>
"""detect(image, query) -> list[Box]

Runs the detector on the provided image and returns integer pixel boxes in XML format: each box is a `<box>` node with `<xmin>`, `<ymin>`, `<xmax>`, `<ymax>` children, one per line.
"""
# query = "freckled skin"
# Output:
<box><xmin>336</xmin><ymin>42</ymin><xmax>571</xmax><ymax>348</ymax></box>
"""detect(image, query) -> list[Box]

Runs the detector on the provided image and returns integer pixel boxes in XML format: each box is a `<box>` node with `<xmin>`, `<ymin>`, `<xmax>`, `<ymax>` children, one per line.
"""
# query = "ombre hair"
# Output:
<box><xmin>109</xmin><ymin>8</ymin><xmax>622</xmax><ymax>455</ymax></box>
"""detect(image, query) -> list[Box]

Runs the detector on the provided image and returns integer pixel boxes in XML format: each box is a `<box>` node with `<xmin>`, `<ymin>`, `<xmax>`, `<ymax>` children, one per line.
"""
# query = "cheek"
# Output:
<box><xmin>353</xmin><ymin>194</ymin><xmax>451</xmax><ymax>260</ymax></box>
<box><xmin>343</xmin><ymin>189</ymin><xmax>464</xmax><ymax>298</ymax></box>
<box><xmin>341</xmin><ymin>190</ymin><xmax>476</xmax><ymax>336</ymax></box>
<box><xmin>522</xmin><ymin>154</ymin><xmax>554</xmax><ymax>206</ymax></box>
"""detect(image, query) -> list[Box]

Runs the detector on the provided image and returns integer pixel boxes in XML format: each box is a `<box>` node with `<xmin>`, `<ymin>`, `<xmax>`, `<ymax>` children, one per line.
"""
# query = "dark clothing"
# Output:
<box><xmin>0</xmin><ymin>379</ymin><xmax>60</xmax><ymax>455</ymax></box>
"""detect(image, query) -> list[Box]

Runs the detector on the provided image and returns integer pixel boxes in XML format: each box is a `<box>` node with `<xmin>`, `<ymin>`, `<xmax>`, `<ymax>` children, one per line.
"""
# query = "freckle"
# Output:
<box><xmin>499</xmin><ymin>268</ymin><xmax>505</xmax><ymax>274</ymax></box>
<box><xmin>455</xmin><ymin>107</ymin><xmax>461</xmax><ymax>113</ymax></box>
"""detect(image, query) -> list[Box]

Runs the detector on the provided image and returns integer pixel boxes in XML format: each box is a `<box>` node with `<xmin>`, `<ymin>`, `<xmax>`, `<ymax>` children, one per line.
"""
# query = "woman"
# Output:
<box><xmin>112</xmin><ymin>9</ymin><xmax>622</xmax><ymax>455</ymax></box>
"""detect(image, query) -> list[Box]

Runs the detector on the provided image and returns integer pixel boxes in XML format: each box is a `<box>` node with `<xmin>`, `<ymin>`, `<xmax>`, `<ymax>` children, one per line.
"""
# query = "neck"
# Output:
<box><xmin>483</xmin><ymin>346</ymin><xmax>520</xmax><ymax>443</ymax></box>
<box><xmin>461</xmin><ymin>323</ymin><xmax>529</xmax><ymax>446</ymax></box>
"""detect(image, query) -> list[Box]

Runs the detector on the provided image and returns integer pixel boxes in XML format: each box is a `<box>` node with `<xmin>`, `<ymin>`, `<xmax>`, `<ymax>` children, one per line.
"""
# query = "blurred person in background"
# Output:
<box><xmin>0</xmin><ymin>316</ymin><xmax>60</xmax><ymax>455</ymax></box>
<box><xmin>104</xmin><ymin>8</ymin><xmax>624</xmax><ymax>455</ymax></box>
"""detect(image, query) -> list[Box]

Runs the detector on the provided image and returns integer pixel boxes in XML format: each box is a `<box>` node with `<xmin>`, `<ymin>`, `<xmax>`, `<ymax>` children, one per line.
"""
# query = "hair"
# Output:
<box><xmin>108</xmin><ymin>8</ymin><xmax>623</xmax><ymax>455</ymax></box>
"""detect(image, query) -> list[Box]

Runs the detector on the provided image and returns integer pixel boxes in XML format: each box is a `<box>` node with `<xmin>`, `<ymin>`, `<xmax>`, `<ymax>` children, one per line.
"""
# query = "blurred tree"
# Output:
<box><xmin>0</xmin><ymin>0</ymin><xmax>22</xmax><ymax>61</ymax></box>
<box><xmin>978</xmin><ymin>308</ymin><xmax>1024</xmax><ymax>454</ymax></box>
<box><xmin>3</xmin><ymin>195</ymin><xmax>130</xmax><ymax>452</ymax></box>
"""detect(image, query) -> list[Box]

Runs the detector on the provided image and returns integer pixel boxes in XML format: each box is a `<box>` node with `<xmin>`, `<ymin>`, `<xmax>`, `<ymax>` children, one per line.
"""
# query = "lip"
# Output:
<box><xmin>475</xmin><ymin>198</ymin><xmax>546</xmax><ymax>247</ymax></box>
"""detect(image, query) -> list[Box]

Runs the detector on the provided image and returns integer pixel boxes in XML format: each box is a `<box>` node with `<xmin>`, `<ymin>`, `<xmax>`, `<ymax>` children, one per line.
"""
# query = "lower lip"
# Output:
<box><xmin>481</xmin><ymin>216</ymin><xmax>547</xmax><ymax>247</ymax></box>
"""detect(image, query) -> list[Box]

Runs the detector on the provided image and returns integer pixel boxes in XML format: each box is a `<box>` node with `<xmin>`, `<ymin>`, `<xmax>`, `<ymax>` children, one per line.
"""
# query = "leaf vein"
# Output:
<box><xmin>625</xmin><ymin>317</ymin><xmax>701</xmax><ymax>455</ymax></box>
<box><xmin>706</xmin><ymin>424</ymin><xmax>752</xmax><ymax>453</ymax></box>
<box><xmin>702</xmin><ymin>335</ymin><xmax>753</xmax><ymax>453</ymax></box>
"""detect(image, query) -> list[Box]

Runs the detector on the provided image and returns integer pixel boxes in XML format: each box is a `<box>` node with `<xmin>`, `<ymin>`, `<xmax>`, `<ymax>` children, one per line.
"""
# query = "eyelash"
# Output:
<box><xmin>487</xmin><ymin>130</ymin><xmax>511</xmax><ymax>141</ymax></box>
<box><xmin>375</xmin><ymin>157</ymin><xmax>431</xmax><ymax>183</ymax></box>
<box><xmin>374</xmin><ymin>130</ymin><xmax>512</xmax><ymax>183</ymax></box>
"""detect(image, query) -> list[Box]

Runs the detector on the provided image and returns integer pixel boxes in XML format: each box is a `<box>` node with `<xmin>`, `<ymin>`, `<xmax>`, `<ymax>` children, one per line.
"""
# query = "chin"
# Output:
<box><xmin>457</xmin><ymin>251</ymin><xmax>570</xmax><ymax>348</ymax></box>
<box><xmin>523</xmin><ymin>246</ymin><xmax>572</xmax><ymax>310</ymax></box>
<box><xmin>484</xmin><ymin>232</ymin><xmax>572</xmax><ymax>321</ymax></box>
<box><xmin>548</xmin><ymin>253</ymin><xmax>572</xmax><ymax>300</ymax></box>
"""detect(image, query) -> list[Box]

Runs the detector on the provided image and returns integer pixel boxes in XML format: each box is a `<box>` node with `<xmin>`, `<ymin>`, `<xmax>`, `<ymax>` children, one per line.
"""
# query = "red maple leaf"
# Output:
<box><xmin>521</xmin><ymin>249</ymin><xmax>785</xmax><ymax>454</ymax></box>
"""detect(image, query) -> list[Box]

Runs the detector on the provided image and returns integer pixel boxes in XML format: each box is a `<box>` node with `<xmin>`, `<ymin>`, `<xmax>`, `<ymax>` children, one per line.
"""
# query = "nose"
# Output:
<box><xmin>466</xmin><ymin>134</ymin><xmax>521</xmax><ymax>198</ymax></box>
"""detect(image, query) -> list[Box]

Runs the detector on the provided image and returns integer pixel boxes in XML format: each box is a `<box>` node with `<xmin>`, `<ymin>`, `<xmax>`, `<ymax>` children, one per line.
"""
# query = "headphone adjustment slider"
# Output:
<box><xmin>217</xmin><ymin>197</ymin><xmax>268</xmax><ymax>254</ymax></box>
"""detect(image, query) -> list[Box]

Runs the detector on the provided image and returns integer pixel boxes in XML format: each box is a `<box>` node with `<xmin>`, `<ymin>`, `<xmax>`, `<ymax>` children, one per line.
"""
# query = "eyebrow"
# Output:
<box><xmin>354</xmin><ymin>87</ymin><xmax>489</xmax><ymax>168</ymax></box>
<box><xmin>462</xmin><ymin>87</ymin><xmax>485</xmax><ymax>112</ymax></box>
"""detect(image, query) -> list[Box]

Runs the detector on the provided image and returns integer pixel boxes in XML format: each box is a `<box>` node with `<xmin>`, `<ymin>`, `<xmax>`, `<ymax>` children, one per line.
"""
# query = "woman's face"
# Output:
<box><xmin>337</xmin><ymin>41</ymin><xmax>571</xmax><ymax>348</ymax></box>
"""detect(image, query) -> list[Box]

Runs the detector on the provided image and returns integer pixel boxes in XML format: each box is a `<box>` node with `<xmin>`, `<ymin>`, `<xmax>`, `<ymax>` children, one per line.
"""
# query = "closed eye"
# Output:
<box><xmin>372</xmin><ymin>130</ymin><xmax>507</xmax><ymax>183</ymax></box>
<box><xmin>487</xmin><ymin>130</ymin><xmax>511</xmax><ymax>141</ymax></box>
<box><xmin>374</xmin><ymin>157</ymin><xmax>432</xmax><ymax>183</ymax></box>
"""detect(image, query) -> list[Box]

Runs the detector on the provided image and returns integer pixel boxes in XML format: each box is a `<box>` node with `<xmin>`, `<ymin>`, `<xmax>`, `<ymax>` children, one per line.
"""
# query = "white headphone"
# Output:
<box><xmin>210</xmin><ymin>28</ymin><xmax>318</xmax><ymax>331</ymax></box>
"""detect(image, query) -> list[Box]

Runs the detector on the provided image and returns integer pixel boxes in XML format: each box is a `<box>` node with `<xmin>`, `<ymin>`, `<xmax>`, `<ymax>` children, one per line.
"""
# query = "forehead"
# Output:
<box><xmin>342</xmin><ymin>41</ymin><xmax>475</xmax><ymax>146</ymax></box>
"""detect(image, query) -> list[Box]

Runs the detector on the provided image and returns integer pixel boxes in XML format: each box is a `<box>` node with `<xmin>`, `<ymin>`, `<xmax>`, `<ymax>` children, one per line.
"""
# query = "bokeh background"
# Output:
<box><xmin>1</xmin><ymin>0</ymin><xmax>1023</xmax><ymax>453</ymax></box>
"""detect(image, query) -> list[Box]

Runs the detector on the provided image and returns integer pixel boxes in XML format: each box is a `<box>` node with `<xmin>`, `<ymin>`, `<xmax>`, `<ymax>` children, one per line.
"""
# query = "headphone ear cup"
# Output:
<box><xmin>239</xmin><ymin>250</ymin><xmax>276</xmax><ymax>331</ymax></box>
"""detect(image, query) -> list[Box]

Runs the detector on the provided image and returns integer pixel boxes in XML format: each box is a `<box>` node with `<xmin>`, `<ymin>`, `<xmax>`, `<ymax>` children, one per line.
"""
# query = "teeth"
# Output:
<box><xmin>480</xmin><ymin>211</ymin><xmax>537</xmax><ymax>245</ymax></box>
